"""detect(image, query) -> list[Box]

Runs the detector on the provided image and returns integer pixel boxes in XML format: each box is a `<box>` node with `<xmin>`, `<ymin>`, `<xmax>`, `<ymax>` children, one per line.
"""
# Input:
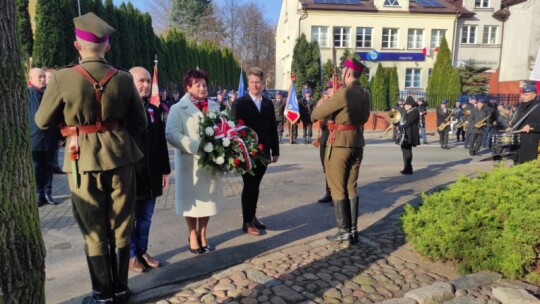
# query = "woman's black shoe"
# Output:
<box><xmin>188</xmin><ymin>237</ymin><xmax>204</xmax><ymax>254</ymax></box>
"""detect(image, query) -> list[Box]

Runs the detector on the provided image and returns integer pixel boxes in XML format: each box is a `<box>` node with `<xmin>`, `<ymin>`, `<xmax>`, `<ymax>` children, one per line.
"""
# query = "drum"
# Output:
<box><xmin>492</xmin><ymin>133</ymin><xmax>520</xmax><ymax>147</ymax></box>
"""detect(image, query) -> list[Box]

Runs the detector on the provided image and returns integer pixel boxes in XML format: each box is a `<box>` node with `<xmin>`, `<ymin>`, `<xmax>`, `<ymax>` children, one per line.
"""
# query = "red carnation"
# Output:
<box><xmin>240</xmin><ymin>130</ymin><xmax>247</xmax><ymax>137</ymax></box>
<box><xmin>258</xmin><ymin>144</ymin><xmax>264</xmax><ymax>151</ymax></box>
<box><xmin>233</xmin><ymin>158</ymin><xmax>241</xmax><ymax>166</ymax></box>
<box><xmin>237</xmin><ymin>119</ymin><xmax>244</xmax><ymax>125</ymax></box>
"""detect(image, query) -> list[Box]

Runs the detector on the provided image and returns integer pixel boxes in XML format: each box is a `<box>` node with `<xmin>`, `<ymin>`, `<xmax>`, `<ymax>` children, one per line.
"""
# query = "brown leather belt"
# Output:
<box><xmin>328</xmin><ymin>124</ymin><xmax>359</xmax><ymax>144</ymax></box>
<box><xmin>60</xmin><ymin>121</ymin><xmax>122</xmax><ymax>137</ymax></box>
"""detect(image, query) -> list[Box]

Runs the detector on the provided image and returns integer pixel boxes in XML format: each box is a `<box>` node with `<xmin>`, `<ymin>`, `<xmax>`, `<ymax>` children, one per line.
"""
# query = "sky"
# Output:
<box><xmin>113</xmin><ymin>0</ymin><xmax>282</xmax><ymax>26</ymax></box>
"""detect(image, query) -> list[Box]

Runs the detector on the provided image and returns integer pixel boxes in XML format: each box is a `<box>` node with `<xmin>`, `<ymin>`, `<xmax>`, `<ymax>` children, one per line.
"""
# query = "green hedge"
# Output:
<box><xmin>402</xmin><ymin>161</ymin><xmax>540</xmax><ymax>282</ymax></box>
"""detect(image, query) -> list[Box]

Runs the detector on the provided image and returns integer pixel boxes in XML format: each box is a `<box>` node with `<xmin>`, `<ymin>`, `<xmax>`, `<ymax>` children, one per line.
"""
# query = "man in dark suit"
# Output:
<box><xmin>510</xmin><ymin>83</ymin><xmax>540</xmax><ymax>163</ymax></box>
<box><xmin>232</xmin><ymin>67</ymin><xmax>279</xmax><ymax>236</ymax></box>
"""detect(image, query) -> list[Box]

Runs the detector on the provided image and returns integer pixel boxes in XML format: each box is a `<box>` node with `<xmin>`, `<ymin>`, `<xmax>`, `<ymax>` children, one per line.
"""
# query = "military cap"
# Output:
<box><xmin>441</xmin><ymin>100</ymin><xmax>449</xmax><ymax>105</ymax></box>
<box><xmin>173</xmin><ymin>90</ymin><xmax>179</xmax><ymax>94</ymax></box>
<box><xmin>417</xmin><ymin>97</ymin><xmax>425</xmax><ymax>103</ymax></box>
<box><xmin>404</xmin><ymin>96</ymin><xmax>416</xmax><ymax>106</ymax></box>
<box><xmin>478</xmin><ymin>99</ymin><xmax>488</xmax><ymax>104</ymax></box>
<box><xmin>74</xmin><ymin>12</ymin><xmax>115</xmax><ymax>43</ymax></box>
<box><xmin>229</xmin><ymin>90</ymin><xmax>236</xmax><ymax>94</ymax></box>
<box><xmin>342</xmin><ymin>56</ymin><xmax>367</xmax><ymax>74</ymax></box>
<box><xmin>159</xmin><ymin>88</ymin><xmax>166</xmax><ymax>92</ymax></box>
<box><xmin>276</xmin><ymin>91</ymin><xmax>283</xmax><ymax>96</ymax></box>
<box><xmin>217</xmin><ymin>91</ymin><xmax>223</xmax><ymax>95</ymax></box>
<box><xmin>503</xmin><ymin>105</ymin><xmax>512</xmax><ymax>110</ymax></box>
<box><xmin>521</xmin><ymin>82</ymin><xmax>537</xmax><ymax>93</ymax></box>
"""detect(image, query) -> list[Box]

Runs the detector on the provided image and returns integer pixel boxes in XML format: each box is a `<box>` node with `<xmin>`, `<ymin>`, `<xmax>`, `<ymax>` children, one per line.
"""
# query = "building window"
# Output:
<box><xmin>356</xmin><ymin>27</ymin><xmax>372</xmax><ymax>48</ymax></box>
<box><xmin>407</xmin><ymin>29</ymin><xmax>424</xmax><ymax>49</ymax></box>
<box><xmin>334</xmin><ymin>27</ymin><xmax>350</xmax><ymax>48</ymax></box>
<box><xmin>475</xmin><ymin>0</ymin><xmax>490</xmax><ymax>8</ymax></box>
<box><xmin>311</xmin><ymin>26</ymin><xmax>328</xmax><ymax>48</ymax></box>
<box><xmin>382</xmin><ymin>28</ymin><xmax>399</xmax><ymax>49</ymax></box>
<box><xmin>384</xmin><ymin>0</ymin><xmax>400</xmax><ymax>6</ymax></box>
<box><xmin>431</xmin><ymin>29</ymin><xmax>446</xmax><ymax>48</ymax></box>
<box><xmin>483</xmin><ymin>25</ymin><xmax>498</xmax><ymax>44</ymax></box>
<box><xmin>405</xmin><ymin>68</ymin><xmax>421</xmax><ymax>88</ymax></box>
<box><xmin>461</xmin><ymin>25</ymin><xmax>477</xmax><ymax>44</ymax></box>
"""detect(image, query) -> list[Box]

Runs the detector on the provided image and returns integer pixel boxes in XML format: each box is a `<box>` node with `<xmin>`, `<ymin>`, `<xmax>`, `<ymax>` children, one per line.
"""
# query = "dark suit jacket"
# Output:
<box><xmin>28</xmin><ymin>86</ymin><xmax>60</xmax><ymax>151</ymax></box>
<box><xmin>232</xmin><ymin>94</ymin><xmax>279</xmax><ymax>158</ymax></box>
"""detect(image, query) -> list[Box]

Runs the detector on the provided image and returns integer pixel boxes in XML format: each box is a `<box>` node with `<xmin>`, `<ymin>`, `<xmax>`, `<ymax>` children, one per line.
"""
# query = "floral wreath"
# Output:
<box><xmin>198</xmin><ymin>109</ymin><xmax>270</xmax><ymax>175</ymax></box>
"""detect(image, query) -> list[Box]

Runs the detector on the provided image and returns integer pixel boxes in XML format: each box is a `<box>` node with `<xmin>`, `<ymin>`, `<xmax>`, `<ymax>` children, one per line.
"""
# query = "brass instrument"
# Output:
<box><xmin>456</xmin><ymin>109</ymin><xmax>470</xmax><ymax>128</ymax></box>
<box><xmin>475</xmin><ymin>115</ymin><xmax>490</xmax><ymax>128</ymax></box>
<box><xmin>437</xmin><ymin>109</ymin><xmax>454</xmax><ymax>131</ymax></box>
<box><xmin>387</xmin><ymin>111</ymin><xmax>402</xmax><ymax>124</ymax></box>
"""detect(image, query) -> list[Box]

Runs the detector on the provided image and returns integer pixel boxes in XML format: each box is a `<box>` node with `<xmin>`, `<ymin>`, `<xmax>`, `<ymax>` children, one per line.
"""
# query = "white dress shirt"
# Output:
<box><xmin>249</xmin><ymin>92</ymin><xmax>262</xmax><ymax>112</ymax></box>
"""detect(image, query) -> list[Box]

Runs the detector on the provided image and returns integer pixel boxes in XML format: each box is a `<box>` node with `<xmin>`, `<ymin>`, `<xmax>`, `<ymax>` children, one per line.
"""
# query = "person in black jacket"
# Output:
<box><xmin>232</xmin><ymin>67</ymin><xmax>279</xmax><ymax>236</ymax></box>
<box><xmin>28</xmin><ymin>68</ymin><xmax>62</xmax><ymax>206</ymax></box>
<box><xmin>129</xmin><ymin>67</ymin><xmax>171</xmax><ymax>272</ymax></box>
<box><xmin>468</xmin><ymin>100</ymin><xmax>490</xmax><ymax>156</ymax></box>
<box><xmin>400</xmin><ymin>96</ymin><xmax>420</xmax><ymax>175</ymax></box>
<box><xmin>509</xmin><ymin>83</ymin><xmax>540</xmax><ymax>163</ymax></box>
<box><xmin>300</xmin><ymin>89</ymin><xmax>315</xmax><ymax>144</ymax></box>
<box><xmin>273</xmin><ymin>91</ymin><xmax>286</xmax><ymax>142</ymax></box>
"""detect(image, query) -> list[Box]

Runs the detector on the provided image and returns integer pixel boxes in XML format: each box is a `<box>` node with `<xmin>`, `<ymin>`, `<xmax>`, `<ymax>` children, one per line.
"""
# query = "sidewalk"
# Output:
<box><xmin>41</xmin><ymin>132</ymin><xmax>537</xmax><ymax>303</ymax></box>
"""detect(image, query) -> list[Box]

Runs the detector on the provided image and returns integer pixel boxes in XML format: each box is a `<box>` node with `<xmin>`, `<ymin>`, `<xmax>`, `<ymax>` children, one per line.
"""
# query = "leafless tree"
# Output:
<box><xmin>218</xmin><ymin>0</ymin><xmax>242</xmax><ymax>55</ymax></box>
<box><xmin>198</xmin><ymin>3</ymin><xmax>226</xmax><ymax>45</ymax></box>
<box><xmin>148</xmin><ymin>0</ymin><xmax>172</xmax><ymax>34</ymax></box>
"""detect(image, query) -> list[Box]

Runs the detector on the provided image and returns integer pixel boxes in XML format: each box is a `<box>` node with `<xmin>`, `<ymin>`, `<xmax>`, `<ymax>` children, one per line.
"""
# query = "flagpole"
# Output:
<box><xmin>77</xmin><ymin>0</ymin><xmax>81</xmax><ymax>16</ymax></box>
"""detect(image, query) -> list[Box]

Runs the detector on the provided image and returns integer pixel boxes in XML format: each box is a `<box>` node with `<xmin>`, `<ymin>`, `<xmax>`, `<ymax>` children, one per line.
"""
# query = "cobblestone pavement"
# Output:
<box><xmin>40</xmin><ymin>133</ymin><xmax>540</xmax><ymax>303</ymax></box>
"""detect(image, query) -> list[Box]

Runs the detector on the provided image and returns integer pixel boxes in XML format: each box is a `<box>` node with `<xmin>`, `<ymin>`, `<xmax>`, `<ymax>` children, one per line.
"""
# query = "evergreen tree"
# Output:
<box><xmin>1</xmin><ymin>1</ymin><xmax>46</xmax><ymax>301</ymax></box>
<box><xmin>371</xmin><ymin>63</ymin><xmax>388</xmax><ymax>111</ymax></box>
<box><xmin>116</xmin><ymin>4</ymin><xmax>136</xmax><ymax>68</ymax></box>
<box><xmin>388</xmin><ymin>66</ymin><xmax>400</xmax><ymax>105</ymax></box>
<box><xmin>427</xmin><ymin>36</ymin><xmax>461</xmax><ymax>99</ymax></box>
<box><xmin>459</xmin><ymin>62</ymin><xmax>489</xmax><ymax>95</ymax></box>
<box><xmin>60</xmin><ymin>0</ymin><xmax>78</xmax><ymax>65</ymax></box>
<box><xmin>104</xmin><ymin>0</ymin><xmax>121</xmax><ymax>65</ymax></box>
<box><xmin>322</xmin><ymin>59</ymin><xmax>333</xmax><ymax>85</ymax></box>
<box><xmin>33</xmin><ymin>0</ymin><xmax>66</xmax><ymax>67</ymax></box>
<box><xmin>170</xmin><ymin>0</ymin><xmax>212</xmax><ymax>39</ymax></box>
<box><xmin>291</xmin><ymin>34</ymin><xmax>321</xmax><ymax>95</ymax></box>
<box><xmin>15</xmin><ymin>0</ymin><xmax>33</xmax><ymax>60</ymax></box>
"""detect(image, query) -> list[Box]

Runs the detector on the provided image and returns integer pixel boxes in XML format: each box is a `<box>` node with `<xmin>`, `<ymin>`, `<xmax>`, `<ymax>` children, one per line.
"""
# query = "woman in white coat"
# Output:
<box><xmin>165</xmin><ymin>69</ymin><xmax>223</xmax><ymax>254</ymax></box>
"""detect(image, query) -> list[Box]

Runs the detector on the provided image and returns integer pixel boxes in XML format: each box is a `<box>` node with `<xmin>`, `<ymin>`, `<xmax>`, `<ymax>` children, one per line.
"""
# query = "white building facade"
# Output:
<box><xmin>276</xmin><ymin>0</ymin><xmax>457</xmax><ymax>92</ymax></box>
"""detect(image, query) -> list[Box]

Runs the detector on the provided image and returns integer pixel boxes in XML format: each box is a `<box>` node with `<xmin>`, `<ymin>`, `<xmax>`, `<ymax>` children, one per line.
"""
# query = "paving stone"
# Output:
<box><xmin>270</xmin><ymin>296</ymin><xmax>287</xmax><ymax>304</ymax></box>
<box><xmin>492</xmin><ymin>287</ymin><xmax>540</xmax><ymax>304</ymax></box>
<box><xmin>379</xmin><ymin>299</ymin><xmax>418</xmax><ymax>304</ymax></box>
<box><xmin>353</xmin><ymin>275</ymin><xmax>378</xmax><ymax>286</ymax></box>
<box><xmin>323</xmin><ymin>288</ymin><xmax>341</xmax><ymax>299</ymax></box>
<box><xmin>246</xmin><ymin>269</ymin><xmax>272</xmax><ymax>285</ymax></box>
<box><xmin>452</xmin><ymin>272</ymin><xmax>503</xmax><ymax>290</ymax></box>
<box><xmin>271</xmin><ymin>284</ymin><xmax>304</xmax><ymax>302</ymax></box>
<box><xmin>443</xmin><ymin>296</ymin><xmax>485</xmax><ymax>304</ymax></box>
<box><xmin>361</xmin><ymin>284</ymin><xmax>377</xmax><ymax>293</ymax></box>
<box><xmin>404</xmin><ymin>282</ymin><xmax>455</xmax><ymax>304</ymax></box>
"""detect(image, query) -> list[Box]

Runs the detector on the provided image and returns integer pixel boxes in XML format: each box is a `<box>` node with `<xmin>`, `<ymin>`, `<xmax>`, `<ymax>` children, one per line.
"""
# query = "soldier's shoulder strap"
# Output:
<box><xmin>55</xmin><ymin>63</ymin><xmax>77</xmax><ymax>71</ymax></box>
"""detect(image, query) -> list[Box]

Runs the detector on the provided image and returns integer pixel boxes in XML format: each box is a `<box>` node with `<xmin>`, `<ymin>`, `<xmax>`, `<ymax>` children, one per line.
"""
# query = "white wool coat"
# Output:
<box><xmin>165</xmin><ymin>94</ymin><xmax>223</xmax><ymax>217</ymax></box>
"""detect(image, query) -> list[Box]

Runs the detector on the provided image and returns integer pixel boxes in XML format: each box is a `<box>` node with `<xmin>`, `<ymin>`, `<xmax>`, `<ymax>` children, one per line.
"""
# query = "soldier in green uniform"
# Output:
<box><xmin>311</xmin><ymin>56</ymin><xmax>371</xmax><ymax>245</ymax></box>
<box><xmin>35</xmin><ymin>13</ymin><xmax>147</xmax><ymax>304</ymax></box>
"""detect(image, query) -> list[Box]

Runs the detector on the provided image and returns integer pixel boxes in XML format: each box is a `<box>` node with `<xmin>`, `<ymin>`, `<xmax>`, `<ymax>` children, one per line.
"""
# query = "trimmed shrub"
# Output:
<box><xmin>402</xmin><ymin>161</ymin><xmax>540</xmax><ymax>282</ymax></box>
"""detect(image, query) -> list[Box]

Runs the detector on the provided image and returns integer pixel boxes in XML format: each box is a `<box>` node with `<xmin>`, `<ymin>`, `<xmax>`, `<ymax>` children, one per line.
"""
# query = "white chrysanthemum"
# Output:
<box><xmin>227</xmin><ymin>120</ymin><xmax>235</xmax><ymax>128</ymax></box>
<box><xmin>205</xmin><ymin>127</ymin><xmax>214</xmax><ymax>136</ymax></box>
<box><xmin>215</xmin><ymin>156</ymin><xmax>225</xmax><ymax>165</ymax></box>
<box><xmin>222</xmin><ymin>137</ymin><xmax>231</xmax><ymax>147</ymax></box>
<box><xmin>203</xmin><ymin>143</ymin><xmax>213</xmax><ymax>152</ymax></box>
<box><xmin>208</xmin><ymin>112</ymin><xmax>217</xmax><ymax>119</ymax></box>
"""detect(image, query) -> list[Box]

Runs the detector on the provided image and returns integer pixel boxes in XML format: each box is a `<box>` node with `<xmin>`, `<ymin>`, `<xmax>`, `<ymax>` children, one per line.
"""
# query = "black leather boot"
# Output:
<box><xmin>326</xmin><ymin>199</ymin><xmax>351</xmax><ymax>243</ymax></box>
<box><xmin>83</xmin><ymin>254</ymin><xmax>114</xmax><ymax>304</ymax></box>
<box><xmin>111</xmin><ymin>247</ymin><xmax>131</xmax><ymax>303</ymax></box>
<box><xmin>349</xmin><ymin>197</ymin><xmax>359</xmax><ymax>244</ymax></box>
<box><xmin>317</xmin><ymin>192</ymin><xmax>332</xmax><ymax>203</ymax></box>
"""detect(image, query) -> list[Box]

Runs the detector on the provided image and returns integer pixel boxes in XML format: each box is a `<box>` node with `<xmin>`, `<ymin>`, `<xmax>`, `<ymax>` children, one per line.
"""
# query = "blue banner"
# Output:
<box><xmin>237</xmin><ymin>71</ymin><xmax>245</xmax><ymax>98</ymax></box>
<box><xmin>358</xmin><ymin>50</ymin><xmax>426</xmax><ymax>62</ymax></box>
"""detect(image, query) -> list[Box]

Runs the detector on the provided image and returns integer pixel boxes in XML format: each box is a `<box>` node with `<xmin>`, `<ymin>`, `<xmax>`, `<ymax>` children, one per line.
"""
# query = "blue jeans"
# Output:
<box><xmin>130</xmin><ymin>197</ymin><xmax>156</xmax><ymax>257</ymax></box>
<box><xmin>420</xmin><ymin>127</ymin><xmax>427</xmax><ymax>143</ymax></box>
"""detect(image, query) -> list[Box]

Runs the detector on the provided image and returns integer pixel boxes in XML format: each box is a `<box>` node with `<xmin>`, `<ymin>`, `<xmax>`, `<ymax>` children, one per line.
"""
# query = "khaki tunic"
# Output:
<box><xmin>311</xmin><ymin>80</ymin><xmax>371</xmax><ymax>200</ymax></box>
<box><xmin>35</xmin><ymin>56</ymin><xmax>147</xmax><ymax>255</ymax></box>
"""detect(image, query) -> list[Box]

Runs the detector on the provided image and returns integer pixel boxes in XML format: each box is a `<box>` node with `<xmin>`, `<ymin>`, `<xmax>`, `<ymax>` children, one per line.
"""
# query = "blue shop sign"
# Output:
<box><xmin>358</xmin><ymin>50</ymin><xmax>425</xmax><ymax>62</ymax></box>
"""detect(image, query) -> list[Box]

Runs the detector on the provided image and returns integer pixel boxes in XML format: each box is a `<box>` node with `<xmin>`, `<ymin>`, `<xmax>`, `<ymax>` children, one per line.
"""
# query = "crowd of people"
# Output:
<box><xmin>29</xmin><ymin>11</ymin><xmax>539</xmax><ymax>304</ymax></box>
<box><xmin>388</xmin><ymin>85</ymin><xmax>540</xmax><ymax>174</ymax></box>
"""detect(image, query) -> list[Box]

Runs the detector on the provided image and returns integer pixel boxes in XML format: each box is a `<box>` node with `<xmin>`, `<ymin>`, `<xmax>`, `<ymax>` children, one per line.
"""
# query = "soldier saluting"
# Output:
<box><xmin>35</xmin><ymin>13</ymin><xmax>147</xmax><ymax>303</ymax></box>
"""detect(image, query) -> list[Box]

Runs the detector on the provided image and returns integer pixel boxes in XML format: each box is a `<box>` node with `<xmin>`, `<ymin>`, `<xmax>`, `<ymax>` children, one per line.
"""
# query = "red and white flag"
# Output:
<box><xmin>150</xmin><ymin>63</ymin><xmax>160</xmax><ymax>107</ymax></box>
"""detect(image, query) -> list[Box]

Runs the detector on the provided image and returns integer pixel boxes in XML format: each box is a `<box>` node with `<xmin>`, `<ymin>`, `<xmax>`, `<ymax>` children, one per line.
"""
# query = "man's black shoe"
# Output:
<box><xmin>317</xmin><ymin>192</ymin><xmax>332</xmax><ymax>203</ymax></box>
<box><xmin>252</xmin><ymin>217</ymin><xmax>266</xmax><ymax>230</ymax></box>
<box><xmin>400</xmin><ymin>170</ymin><xmax>413</xmax><ymax>175</ymax></box>
<box><xmin>38</xmin><ymin>196</ymin><xmax>46</xmax><ymax>207</ymax></box>
<box><xmin>53</xmin><ymin>167</ymin><xmax>65</xmax><ymax>174</ymax></box>
<box><xmin>45</xmin><ymin>194</ymin><xmax>60</xmax><ymax>205</ymax></box>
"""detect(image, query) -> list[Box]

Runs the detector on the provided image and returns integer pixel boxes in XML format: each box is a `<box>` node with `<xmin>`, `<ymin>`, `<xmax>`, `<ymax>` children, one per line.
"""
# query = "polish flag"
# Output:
<box><xmin>150</xmin><ymin>63</ymin><xmax>160</xmax><ymax>107</ymax></box>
